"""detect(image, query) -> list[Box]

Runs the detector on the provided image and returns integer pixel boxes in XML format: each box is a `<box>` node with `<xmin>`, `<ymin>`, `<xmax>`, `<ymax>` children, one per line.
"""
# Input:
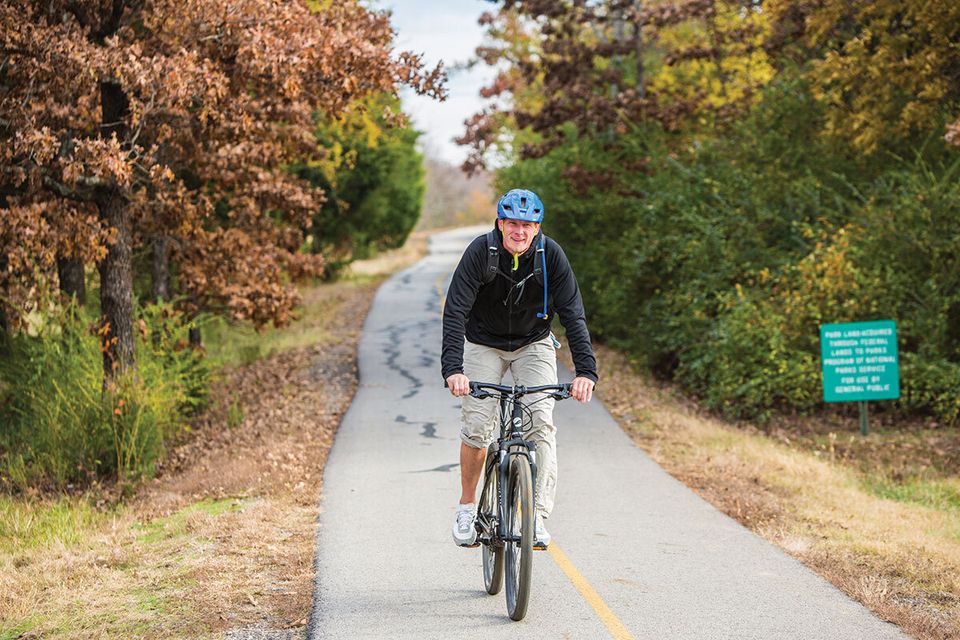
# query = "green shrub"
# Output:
<box><xmin>298</xmin><ymin>93</ymin><xmax>425</xmax><ymax>275</ymax></box>
<box><xmin>0</xmin><ymin>299</ymin><xmax>208</xmax><ymax>490</ymax></box>
<box><xmin>899</xmin><ymin>353</ymin><xmax>960</xmax><ymax>427</ymax></box>
<box><xmin>0</xmin><ymin>303</ymin><xmax>104</xmax><ymax>488</ymax></box>
<box><xmin>678</xmin><ymin>293</ymin><xmax>820</xmax><ymax>422</ymax></box>
<box><xmin>138</xmin><ymin>302</ymin><xmax>211</xmax><ymax>417</ymax></box>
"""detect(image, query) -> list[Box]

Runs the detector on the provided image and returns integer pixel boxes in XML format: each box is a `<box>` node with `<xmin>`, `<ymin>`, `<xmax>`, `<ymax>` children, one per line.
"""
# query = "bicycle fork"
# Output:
<box><xmin>495</xmin><ymin>400</ymin><xmax>538</xmax><ymax>545</ymax></box>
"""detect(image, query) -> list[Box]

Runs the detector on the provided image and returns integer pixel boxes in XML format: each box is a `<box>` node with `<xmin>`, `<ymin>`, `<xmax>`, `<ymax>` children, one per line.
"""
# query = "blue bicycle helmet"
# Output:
<box><xmin>497</xmin><ymin>189</ymin><xmax>544</xmax><ymax>223</ymax></box>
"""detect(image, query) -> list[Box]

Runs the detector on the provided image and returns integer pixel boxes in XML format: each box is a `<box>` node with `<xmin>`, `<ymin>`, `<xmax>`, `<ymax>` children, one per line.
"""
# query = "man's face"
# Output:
<box><xmin>499</xmin><ymin>218</ymin><xmax>541</xmax><ymax>255</ymax></box>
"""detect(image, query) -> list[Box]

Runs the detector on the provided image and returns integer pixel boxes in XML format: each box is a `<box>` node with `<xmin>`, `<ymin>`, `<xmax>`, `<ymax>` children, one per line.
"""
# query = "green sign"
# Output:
<box><xmin>820</xmin><ymin>320</ymin><xmax>899</xmax><ymax>403</ymax></box>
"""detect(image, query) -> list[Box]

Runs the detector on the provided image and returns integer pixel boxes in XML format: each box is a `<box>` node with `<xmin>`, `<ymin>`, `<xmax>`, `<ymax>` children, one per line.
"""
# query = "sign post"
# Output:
<box><xmin>820</xmin><ymin>320</ymin><xmax>900</xmax><ymax>435</ymax></box>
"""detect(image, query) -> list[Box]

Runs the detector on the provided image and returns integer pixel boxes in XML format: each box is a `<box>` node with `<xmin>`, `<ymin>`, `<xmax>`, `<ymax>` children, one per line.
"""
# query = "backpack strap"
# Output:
<box><xmin>483</xmin><ymin>229</ymin><xmax>499</xmax><ymax>284</ymax></box>
<box><xmin>533</xmin><ymin>235</ymin><xmax>544</xmax><ymax>286</ymax></box>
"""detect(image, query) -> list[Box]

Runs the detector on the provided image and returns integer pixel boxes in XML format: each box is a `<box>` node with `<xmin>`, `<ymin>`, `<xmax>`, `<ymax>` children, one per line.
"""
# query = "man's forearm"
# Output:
<box><xmin>441</xmin><ymin>315</ymin><xmax>466</xmax><ymax>380</ymax></box>
<box><xmin>563</xmin><ymin>318</ymin><xmax>598</xmax><ymax>382</ymax></box>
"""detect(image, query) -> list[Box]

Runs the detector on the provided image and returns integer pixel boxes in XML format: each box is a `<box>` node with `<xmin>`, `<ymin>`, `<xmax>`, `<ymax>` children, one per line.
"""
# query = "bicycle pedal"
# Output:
<box><xmin>533</xmin><ymin>543</ymin><xmax>549</xmax><ymax>551</ymax></box>
<box><xmin>458</xmin><ymin>542</ymin><xmax>481</xmax><ymax>548</ymax></box>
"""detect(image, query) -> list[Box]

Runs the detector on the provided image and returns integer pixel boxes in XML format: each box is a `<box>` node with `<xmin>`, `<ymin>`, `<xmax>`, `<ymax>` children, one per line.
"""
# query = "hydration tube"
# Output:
<box><xmin>536</xmin><ymin>235</ymin><xmax>548</xmax><ymax>320</ymax></box>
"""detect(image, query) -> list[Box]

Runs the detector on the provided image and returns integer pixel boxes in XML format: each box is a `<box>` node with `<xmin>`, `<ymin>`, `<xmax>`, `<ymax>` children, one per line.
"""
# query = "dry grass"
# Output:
<box><xmin>345</xmin><ymin>230</ymin><xmax>429</xmax><ymax>279</ymax></box>
<box><xmin>573</xmin><ymin>342</ymin><xmax>960</xmax><ymax>640</ymax></box>
<box><xmin>0</xmin><ymin>496</ymin><xmax>313</xmax><ymax>639</ymax></box>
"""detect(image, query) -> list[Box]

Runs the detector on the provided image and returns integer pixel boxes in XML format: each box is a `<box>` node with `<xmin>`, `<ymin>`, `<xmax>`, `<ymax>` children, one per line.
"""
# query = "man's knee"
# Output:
<box><xmin>525</xmin><ymin>408</ymin><xmax>556</xmax><ymax>439</ymax></box>
<box><xmin>461</xmin><ymin>398</ymin><xmax>497</xmax><ymax>449</ymax></box>
<box><xmin>460</xmin><ymin>431</ymin><xmax>489</xmax><ymax>449</ymax></box>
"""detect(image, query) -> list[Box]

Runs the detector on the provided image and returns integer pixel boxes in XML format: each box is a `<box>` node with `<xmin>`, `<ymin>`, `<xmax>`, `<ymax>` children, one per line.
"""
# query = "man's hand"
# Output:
<box><xmin>446</xmin><ymin>373</ymin><xmax>471</xmax><ymax>397</ymax></box>
<box><xmin>570</xmin><ymin>376</ymin><xmax>595</xmax><ymax>403</ymax></box>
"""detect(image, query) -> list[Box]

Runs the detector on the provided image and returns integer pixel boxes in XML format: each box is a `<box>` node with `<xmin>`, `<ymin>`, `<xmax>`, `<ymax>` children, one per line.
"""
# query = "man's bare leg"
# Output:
<box><xmin>459</xmin><ymin>442</ymin><xmax>486</xmax><ymax>504</ymax></box>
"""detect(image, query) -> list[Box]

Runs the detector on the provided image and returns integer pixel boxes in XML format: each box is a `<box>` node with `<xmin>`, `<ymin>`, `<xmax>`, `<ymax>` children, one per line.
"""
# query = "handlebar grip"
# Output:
<box><xmin>469</xmin><ymin>381</ymin><xmax>491</xmax><ymax>399</ymax></box>
<box><xmin>550</xmin><ymin>387</ymin><xmax>571</xmax><ymax>400</ymax></box>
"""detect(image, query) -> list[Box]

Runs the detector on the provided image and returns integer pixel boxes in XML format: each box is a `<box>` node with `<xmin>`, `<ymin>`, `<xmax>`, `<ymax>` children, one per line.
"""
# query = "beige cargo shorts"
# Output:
<box><xmin>460</xmin><ymin>335</ymin><xmax>559</xmax><ymax>518</ymax></box>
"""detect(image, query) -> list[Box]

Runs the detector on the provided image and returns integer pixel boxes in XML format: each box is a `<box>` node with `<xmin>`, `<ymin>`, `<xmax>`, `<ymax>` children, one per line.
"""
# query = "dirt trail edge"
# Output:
<box><xmin>307</xmin><ymin>226</ymin><xmax>908</xmax><ymax>640</ymax></box>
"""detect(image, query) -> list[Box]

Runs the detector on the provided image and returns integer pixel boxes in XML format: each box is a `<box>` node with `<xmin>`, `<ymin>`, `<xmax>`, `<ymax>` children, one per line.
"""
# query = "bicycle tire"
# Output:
<box><xmin>504</xmin><ymin>454</ymin><xmax>534</xmax><ymax>621</ymax></box>
<box><xmin>480</xmin><ymin>464</ymin><xmax>504</xmax><ymax>595</ymax></box>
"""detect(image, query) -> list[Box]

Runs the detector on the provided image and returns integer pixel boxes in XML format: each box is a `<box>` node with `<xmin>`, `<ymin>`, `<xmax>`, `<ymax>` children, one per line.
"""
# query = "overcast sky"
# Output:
<box><xmin>376</xmin><ymin>0</ymin><xmax>495</xmax><ymax>166</ymax></box>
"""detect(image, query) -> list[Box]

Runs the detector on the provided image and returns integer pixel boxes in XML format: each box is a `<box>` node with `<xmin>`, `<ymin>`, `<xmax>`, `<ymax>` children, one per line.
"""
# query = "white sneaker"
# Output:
<box><xmin>452</xmin><ymin>503</ymin><xmax>477</xmax><ymax>546</ymax></box>
<box><xmin>534</xmin><ymin>515</ymin><xmax>551</xmax><ymax>549</ymax></box>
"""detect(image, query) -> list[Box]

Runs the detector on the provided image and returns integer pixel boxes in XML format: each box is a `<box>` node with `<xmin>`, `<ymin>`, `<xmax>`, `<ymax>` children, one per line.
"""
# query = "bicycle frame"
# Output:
<box><xmin>473</xmin><ymin>382</ymin><xmax>571</xmax><ymax>548</ymax></box>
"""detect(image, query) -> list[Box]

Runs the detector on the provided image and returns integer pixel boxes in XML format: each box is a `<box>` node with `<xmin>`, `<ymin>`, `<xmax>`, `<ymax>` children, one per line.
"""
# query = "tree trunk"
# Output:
<box><xmin>151</xmin><ymin>235</ymin><xmax>171</xmax><ymax>302</ymax></box>
<box><xmin>0</xmin><ymin>254</ymin><xmax>7</xmax><ymax>334</ymax></box>
<box><xmin>634</xmin><ymin>1</ymin><xmax>645</xmax><ymax>99</ymax></box>
<box><xmin>57</xmin><ymin>256</ymin><xmax>87</xmax><ymax>306</ymax></box>
<box><xmin>97</xmin><ymin>80</ymin><xmax>134</xmax><ymax>379</ymax></box>
<box><xmin>97</xmin><ymin>189</ymin><xmax>134</xmax><ymax>377</ymax></box>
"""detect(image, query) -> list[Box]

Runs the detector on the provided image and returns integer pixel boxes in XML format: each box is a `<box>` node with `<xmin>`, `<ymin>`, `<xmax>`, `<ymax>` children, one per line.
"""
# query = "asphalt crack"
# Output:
<box><xmin>395</xmin><ymin>414</ymin><xmax>439</xmax><ymax>439</ymax></box>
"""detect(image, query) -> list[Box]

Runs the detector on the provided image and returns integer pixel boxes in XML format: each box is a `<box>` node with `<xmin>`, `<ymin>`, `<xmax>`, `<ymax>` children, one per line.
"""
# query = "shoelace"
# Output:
<box><xmin>457</xmin><ymin>509</ymin><xmax>475</xmax><ymax>531</ymax></box>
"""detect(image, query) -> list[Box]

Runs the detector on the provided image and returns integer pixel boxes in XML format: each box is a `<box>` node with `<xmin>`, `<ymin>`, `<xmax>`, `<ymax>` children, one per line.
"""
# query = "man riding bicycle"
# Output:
<box><xmin>442</xmin><ymin>188</ymin><xmax>598</xmax><ymax>549</ymax></box>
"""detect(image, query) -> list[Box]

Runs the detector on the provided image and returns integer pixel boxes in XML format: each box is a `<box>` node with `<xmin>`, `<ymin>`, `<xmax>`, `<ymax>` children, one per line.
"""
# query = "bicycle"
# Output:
<box><xmin>468</xmin><ymin>380</ymin><xmax>572</xmax><ymax>621</ymax></box>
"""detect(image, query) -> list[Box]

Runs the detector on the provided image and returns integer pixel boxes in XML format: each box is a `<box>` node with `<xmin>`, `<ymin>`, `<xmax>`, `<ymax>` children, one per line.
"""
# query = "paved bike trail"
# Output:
<box><xmin>307</xmin><ymin>226</ymin><xmax>906</xmax><ymax>640</ymax></box>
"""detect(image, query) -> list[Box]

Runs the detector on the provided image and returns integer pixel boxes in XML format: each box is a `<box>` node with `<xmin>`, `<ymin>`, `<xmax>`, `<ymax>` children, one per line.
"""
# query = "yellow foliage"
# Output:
<box><xmin>767</xmin><ymin>0</ymin><xmax>960</xmax><ymax>152</ymax></box>
<box><xmin>310</xmin><ymin>95</ymin><xmax>391</xmax><ymax>186</ymax></box>
<box><xmin>649</xmin><ymin>1</ymin><xmax>775</xmax><ymax>114</ymax></box>
<box><xmin>773</xmin><ymin>224</ymin><xmax>880</xmax><ymax>340</ymax></box>
<box><xmin>305</xmin><ymin>0</ymin><xmax>334</xmax><ymax>12</ymax></box>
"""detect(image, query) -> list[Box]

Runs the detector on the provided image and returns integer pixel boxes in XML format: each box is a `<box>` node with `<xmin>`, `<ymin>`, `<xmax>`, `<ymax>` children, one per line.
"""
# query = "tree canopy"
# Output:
<box><xmin>461</xmin><ymin>0</ymin><xmax>960</xmax><ymax>173</ymax></box>
<box><xmin>1</xmin><ymin>0</ymin><xmax>445</xmax><ymax>376</ymax></box>
<box><xmin>299</xmin><ymin>93</ymin><xmax>426</xmax><ymax>273</ymax></box>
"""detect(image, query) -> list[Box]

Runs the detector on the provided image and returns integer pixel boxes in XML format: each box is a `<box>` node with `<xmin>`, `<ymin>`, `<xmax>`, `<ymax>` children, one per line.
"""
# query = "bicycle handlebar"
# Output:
<box><xmin>467</xmin><ymin>381</ymin><xmax>572</xmax><ymax>400</ymax></box>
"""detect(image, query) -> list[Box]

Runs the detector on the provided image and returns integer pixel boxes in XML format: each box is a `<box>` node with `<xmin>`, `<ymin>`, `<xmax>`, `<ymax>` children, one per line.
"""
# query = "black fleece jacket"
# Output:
<box><xmin>441</xmin><ymin>224</ymin><xmax>598</xmax><ymax>383</ymax></box>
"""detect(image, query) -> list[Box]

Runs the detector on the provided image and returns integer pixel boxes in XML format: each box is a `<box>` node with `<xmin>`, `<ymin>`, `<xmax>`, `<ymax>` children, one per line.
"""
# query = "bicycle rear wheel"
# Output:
<box><xmin>480</xmin><ymin>463</ymin><xmax>503</xmax><ymax>595</ymax></box>
<box><xmin>504</xmin><ymin>454</ymin><xmax>534</xmax><ymax>621</ymax></box>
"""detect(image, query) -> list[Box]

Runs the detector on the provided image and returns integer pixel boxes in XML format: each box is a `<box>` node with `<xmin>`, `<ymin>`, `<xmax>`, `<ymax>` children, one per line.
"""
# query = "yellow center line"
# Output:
<box><xmin>548</xmin><ymin>542</ymin><xmax>636</xmax><ymax>640</ymax></box>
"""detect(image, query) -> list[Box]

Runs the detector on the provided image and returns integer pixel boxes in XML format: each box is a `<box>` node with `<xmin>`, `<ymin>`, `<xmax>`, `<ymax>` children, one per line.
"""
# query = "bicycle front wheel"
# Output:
<box><xmin>481</xmin><ymin>463</ymin><xmax>503</xmax><ymax>595</ymax></box>
<box><xmin>504</xmin><ymin>453</ymin><xmax>534</xmax><ymax>621</ymax></box>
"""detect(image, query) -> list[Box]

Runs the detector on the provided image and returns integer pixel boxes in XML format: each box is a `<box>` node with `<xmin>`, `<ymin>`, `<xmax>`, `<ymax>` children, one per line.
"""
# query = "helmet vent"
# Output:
<box><xmin>497</xmin><ymin>188</ymin><xmax>544</xmax><ymax>222</ymax></box>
